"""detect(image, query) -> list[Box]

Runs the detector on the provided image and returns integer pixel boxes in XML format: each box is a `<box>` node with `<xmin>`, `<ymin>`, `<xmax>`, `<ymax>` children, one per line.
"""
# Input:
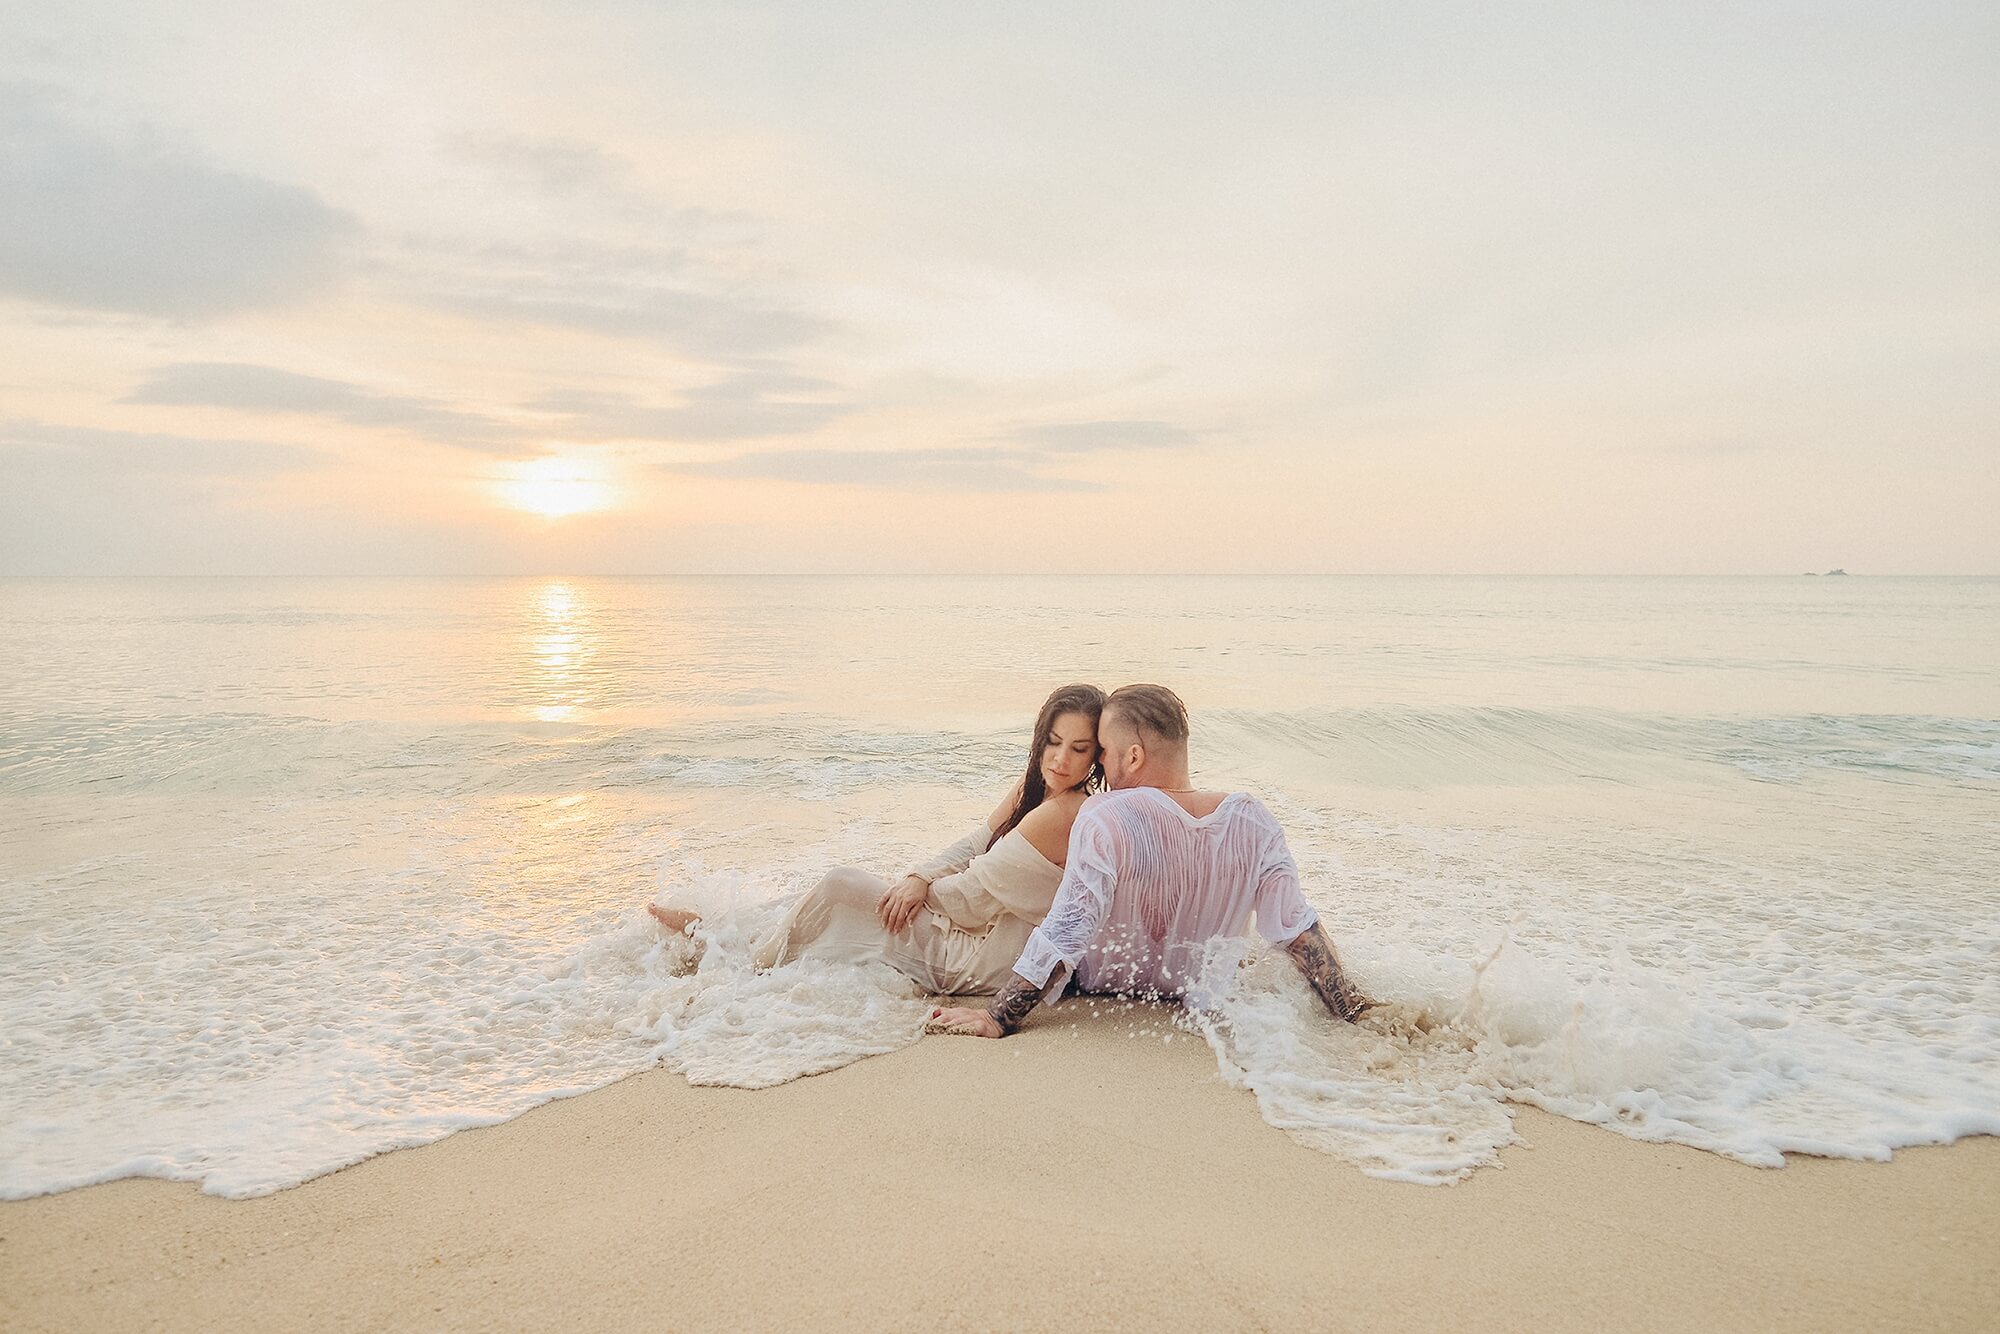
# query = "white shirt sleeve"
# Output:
<box><xmin>1252</xmin><ymin>815</ymin><xmax>1318</xmax><ymax>945</ymax></box>
<box><xmin>1010</xmin><ymin>804</ymin><xmax>1118</xmax><ymax>995</ymax></box>
<box><xmin>905</xmin><ymin>823</ymin><xmax>989</xmax><ymax>883</ymax></box>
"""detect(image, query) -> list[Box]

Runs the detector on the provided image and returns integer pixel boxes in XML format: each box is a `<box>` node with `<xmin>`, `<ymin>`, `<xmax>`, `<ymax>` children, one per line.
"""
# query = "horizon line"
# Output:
<box><xmin>5</xmin><ymin>570</ymin><xmax>1995</xmax><ymax>580</ymax></box>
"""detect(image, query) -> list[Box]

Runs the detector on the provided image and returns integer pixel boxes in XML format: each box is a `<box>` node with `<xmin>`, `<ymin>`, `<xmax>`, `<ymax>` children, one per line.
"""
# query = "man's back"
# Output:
<box><xmin>1012</xmin><ymin>786</ymin><xmax>1319</xmax><ymax>1002</ymax></box>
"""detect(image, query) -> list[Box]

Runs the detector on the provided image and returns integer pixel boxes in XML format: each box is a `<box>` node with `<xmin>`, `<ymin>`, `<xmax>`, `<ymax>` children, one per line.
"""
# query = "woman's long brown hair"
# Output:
<box><xmin>989</xmin><ymin>683</ymin><xmax>1106</xmax><ymax>850</ymax></box>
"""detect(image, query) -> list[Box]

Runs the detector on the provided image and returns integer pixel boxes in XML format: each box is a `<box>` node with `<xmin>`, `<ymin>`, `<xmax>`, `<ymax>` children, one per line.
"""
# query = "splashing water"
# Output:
<box><xmin>3</xmin><ymin>575</ymin><xmax>1996</xmax><ymax>1196</ymax></box>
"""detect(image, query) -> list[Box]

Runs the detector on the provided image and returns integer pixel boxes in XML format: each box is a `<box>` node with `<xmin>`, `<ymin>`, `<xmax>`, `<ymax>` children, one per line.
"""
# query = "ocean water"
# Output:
<box><xmin>2</xmin><ymin>575</ymin><xmax>1996</xmax><ymax>1195</ymax></box>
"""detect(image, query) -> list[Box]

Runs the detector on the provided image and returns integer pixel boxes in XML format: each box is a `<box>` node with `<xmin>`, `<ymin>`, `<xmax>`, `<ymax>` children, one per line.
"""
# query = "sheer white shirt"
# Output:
<box><xmin>1012</xmin><ymin>787</ymin><xmax>1318</xmax><ymax>1004</ymax></box>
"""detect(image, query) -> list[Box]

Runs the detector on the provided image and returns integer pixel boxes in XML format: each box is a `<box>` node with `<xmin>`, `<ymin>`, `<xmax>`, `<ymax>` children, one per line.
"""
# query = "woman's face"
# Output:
<box><xmin>1040</xmin><ymin>710</ymin><xmax>1101</xmax><ymax>793</ymax></box>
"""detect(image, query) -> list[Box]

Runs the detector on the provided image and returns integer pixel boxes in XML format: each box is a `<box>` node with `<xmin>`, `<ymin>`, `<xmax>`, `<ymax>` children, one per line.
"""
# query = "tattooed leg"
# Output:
<box><xmin>1284</xmin><ymin>923</ymin><xmax>1373</xmax><ymax>1022</ymax></box>
<box><xmin>986</xmin><ymin>974</ymin><xmax>1045</xmax><ymax>1035</ymax></box>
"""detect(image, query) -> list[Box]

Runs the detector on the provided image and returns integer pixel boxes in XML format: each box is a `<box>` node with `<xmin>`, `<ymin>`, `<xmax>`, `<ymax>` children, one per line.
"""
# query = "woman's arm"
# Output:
<box><xmin>884</xmin><ymin>781</ymin><xmax>1028</xmax><ymax>933</ymax></box>
<box><xmin>896</xmin><ymin>776</ymin><xmax>1040</xmax><ymax>936</ymax></box>
<box><xmin>904</xmin><ymin>824</ymin><xmax>988</xmax><ymax>884</ymax></box>
<box><xmin>931</xmin><ymin>789</ymin><xmax>1085</xmax><ymax>929</ymax></box>
<box><xmin>925</xmin><ymin>868</ymin><xmax>1004</xmax><ymax>930</ymax></box>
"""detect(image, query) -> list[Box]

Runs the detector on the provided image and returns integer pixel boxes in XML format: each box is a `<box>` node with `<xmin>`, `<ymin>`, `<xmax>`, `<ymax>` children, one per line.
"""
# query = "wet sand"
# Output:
<box><xmin>4</xmin><ymin>1001</ymin><xmax>1995</xmax><ymax>1333</ymax></box>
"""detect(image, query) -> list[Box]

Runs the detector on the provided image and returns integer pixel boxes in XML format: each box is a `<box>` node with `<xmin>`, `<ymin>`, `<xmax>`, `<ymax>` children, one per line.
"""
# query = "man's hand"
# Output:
<box><xmin>926</xmin><ymin>975</ymin><xmax>1044</xmax><ymax>1038</ymax></box>
<box><xmin>878</xmin><ymin>875</ymin><xmax>929</xmax><ymax>933</ymax></box>
<box><xmin>926</xmin><ymin>1006</ymin><xmax>1003</xmax><ymax>1038</ymax></box>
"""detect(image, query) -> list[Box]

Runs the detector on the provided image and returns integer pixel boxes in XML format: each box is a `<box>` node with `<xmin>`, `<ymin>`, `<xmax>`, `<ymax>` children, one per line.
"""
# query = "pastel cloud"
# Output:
<box><xmin>124</xmin><ymin>363</ymin><xmax>525</xmax><ymax>449</ymax></box>
<box><xmin>673</xmin><ymin>445</ymin><xmax>1100</xmax><ymax>492</ymax></box>
<box><xmin>0</xmin><ymin>83</ymin><xmax>358</xmax><ymax>319</ymax></box>
<box><xmin>0</xmin><ymin>418</ymin><xmax>328</xmax><ymax>474</ymax></box>
<box><xmin>1002</xmin><ymin>420</ymin><xmax>1198</xmax><ymax>452</ymax></box>
<box><xmin>391</xmin><ymin>235</ymin><xmax>829</xmax><ymax>358</ymax></box>
<box><xmin>529</xmin><ymin>366</ymin><xmax>849</xmax><ymax>443</ymax></box>
<box><xmin>444</xmin><ymin>132</ymin><xmax>632</xmax><ymax>197</ymax></box>
<box><xmin>672</xmin><ymin>419</ymin><xmax>1198</xmax><ymax>491</ymax></box>
<box><xmin>0</xmin><ymin>4</ymin><xmax>1992</xmax><ymax>574</ymax></box>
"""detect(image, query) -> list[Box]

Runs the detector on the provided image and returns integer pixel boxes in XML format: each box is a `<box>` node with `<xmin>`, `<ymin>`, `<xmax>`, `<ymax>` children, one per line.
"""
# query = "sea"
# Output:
<box><xmin>2</xmin><ymin>575</ymin><xmax>1996</xmax><ymax>1195</ymax></box>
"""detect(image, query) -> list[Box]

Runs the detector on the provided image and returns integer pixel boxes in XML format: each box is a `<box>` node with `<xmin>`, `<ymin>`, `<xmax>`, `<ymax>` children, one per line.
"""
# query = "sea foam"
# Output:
<box><xmin>1191</xmin><ymin>918</ymin><xmax>2000</xmax><ymax>1184</ymax></box>
<box><xmin>6</xmin><ymin>832</ymin><xmax>1997</xmax><ymax>1199</ymax></box>
<box><xmin>5</xmin><ymin>575</ymin><xmax>1997</xmax><ymax>1199</ymax></box>
<box><xmin>0</xmin><ymin>863</ymin><xmax>932</xmax><ymax>1200</ymax></box>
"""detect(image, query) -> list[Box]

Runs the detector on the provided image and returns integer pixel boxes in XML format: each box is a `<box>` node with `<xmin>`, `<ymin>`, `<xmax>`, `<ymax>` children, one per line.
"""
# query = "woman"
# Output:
<box><xmin>648</xmin><ymin>683</ymin><xmax>1105</xmax><ymax>995</ymax></box>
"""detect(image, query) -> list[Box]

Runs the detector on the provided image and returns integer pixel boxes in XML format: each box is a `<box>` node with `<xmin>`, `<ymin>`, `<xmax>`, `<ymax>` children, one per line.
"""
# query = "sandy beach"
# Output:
<box><xmin>5</xmin><ymin>1000</ymin><xmax>1994</xmax><ymax>1334</ymax></box>
<box><xmin>9</xmin><ymin>0</ymin><xmax>1998</xmax><ymax>1323</ymax></box>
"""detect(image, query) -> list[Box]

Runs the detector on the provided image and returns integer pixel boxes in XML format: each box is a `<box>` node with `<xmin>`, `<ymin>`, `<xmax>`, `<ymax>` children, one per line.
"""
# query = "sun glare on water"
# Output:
<box><xmin>497</xmin><ymin>456</ymin><xmax>616</xmax><ymax>518</ymax></box>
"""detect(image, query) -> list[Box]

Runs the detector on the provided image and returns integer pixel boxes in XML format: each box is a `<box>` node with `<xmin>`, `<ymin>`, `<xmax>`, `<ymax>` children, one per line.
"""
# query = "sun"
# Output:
<box><xmin>496</xmin><ymin>456</ymin><xmax>615</xmax><ymax>518</ymax></box>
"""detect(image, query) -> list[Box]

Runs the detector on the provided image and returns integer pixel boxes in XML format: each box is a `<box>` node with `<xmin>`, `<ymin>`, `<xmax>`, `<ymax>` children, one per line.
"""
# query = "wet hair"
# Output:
<box><xmin>1104</xmin><ymin>683</ymin><xmax>1190</xmax><ymax>751</ymax></box>
<box><xmin>990</xmin><ymin>683</ymin><xmax>1106</xmax><ymax>849</ymax></box>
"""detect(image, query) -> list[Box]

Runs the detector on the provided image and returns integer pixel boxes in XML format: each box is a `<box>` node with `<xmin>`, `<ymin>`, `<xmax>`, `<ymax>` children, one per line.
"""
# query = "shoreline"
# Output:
<box><xmin>4</xmin><ymin>1001</ymin><xmax>1996</xmax><ymax>1333</ymax></box>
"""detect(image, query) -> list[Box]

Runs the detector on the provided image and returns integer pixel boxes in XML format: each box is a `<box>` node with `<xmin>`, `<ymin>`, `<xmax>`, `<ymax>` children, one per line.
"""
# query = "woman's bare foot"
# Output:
<box><xmin>647</xmin><ymin>903</ymin><xmax>701</xmax><ymax>934</ymax></box>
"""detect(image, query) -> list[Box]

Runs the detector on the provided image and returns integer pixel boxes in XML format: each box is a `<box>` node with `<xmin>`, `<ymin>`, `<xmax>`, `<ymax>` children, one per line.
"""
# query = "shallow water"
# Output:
<box><xmin>2</xmin><ymin>576</ymin><xmax>1996</xmax><ymax>1194</ymax></box>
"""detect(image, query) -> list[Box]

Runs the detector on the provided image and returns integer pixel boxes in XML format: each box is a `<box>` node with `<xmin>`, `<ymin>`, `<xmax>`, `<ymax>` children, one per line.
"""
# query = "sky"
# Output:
<box><xmin>1</xmin><ymin>1</ymin><xmax>1994</xmax><ymax>574</ymax></box>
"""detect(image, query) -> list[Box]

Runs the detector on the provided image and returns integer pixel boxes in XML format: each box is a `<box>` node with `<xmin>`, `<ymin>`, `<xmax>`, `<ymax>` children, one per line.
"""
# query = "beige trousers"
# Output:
<box><xmin>753</xmin><ymin>866</ymin><xmax>1036</xmax><ymax>996</ymax></box>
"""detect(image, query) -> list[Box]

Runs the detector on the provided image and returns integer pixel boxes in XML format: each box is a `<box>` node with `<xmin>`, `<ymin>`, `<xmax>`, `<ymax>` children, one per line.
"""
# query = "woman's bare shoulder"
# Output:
<box><xmin>1019</xmin><ymin>788</ymin><xmax>1088</xmax><ymax>833</ymax></box>
<box><xmin>1052</xmin><ymin>786</ymin><xmax>1093</xmax><ymax>812</ymax></box>
<box><xmin>1015</xmin><ymin>791</ymin><xmax>1088</xmax><ymax>865</ymax></box>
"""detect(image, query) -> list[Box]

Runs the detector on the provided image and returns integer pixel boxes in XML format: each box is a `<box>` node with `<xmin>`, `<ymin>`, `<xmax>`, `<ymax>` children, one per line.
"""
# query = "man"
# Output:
<box><xmin>929</xmin><ymin>683</ymin><xmax>1371</xmax><ymax>1038</ymax></box>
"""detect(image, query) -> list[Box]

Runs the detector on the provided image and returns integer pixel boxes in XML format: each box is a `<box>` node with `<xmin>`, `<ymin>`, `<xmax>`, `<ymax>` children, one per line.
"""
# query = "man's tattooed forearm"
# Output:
<box><xmin>985</xmin><ymin>976</ymin><xmax>1042</xmax><ymax>1034</ymax></box>
<box><xmin>1286</xmin><ymin>924</ymin><xmax>1372</xmax><ymax>1022</ymax></box>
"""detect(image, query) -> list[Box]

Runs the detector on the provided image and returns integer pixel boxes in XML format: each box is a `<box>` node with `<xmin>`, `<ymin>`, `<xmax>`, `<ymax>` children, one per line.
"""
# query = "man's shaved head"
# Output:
<box><xmin>1103</xmin><ymin>683</ymin><xmax>1189</xmax><ymax>752</ymax></box>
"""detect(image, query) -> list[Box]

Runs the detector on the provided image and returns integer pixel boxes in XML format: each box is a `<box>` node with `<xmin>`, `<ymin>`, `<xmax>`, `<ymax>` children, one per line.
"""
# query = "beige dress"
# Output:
<box><xmin>752</xmin><ymin>823</ymin><xmax>1064</xmax><ymax>995</ymax></box>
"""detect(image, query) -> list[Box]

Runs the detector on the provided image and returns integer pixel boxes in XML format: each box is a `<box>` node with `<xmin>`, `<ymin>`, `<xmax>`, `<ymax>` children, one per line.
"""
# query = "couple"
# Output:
<box><xmin>648</xmin><ymin>683</ymin><xmax>1371</xmax><ymax>1035</ymax></box>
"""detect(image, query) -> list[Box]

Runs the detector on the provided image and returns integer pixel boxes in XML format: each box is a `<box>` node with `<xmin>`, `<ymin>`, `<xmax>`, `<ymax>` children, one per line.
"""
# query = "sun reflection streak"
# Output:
<box><xmin>527</xmin><ymin>581</ymin><xmax>595</xmax><ymax>722</ymax></box>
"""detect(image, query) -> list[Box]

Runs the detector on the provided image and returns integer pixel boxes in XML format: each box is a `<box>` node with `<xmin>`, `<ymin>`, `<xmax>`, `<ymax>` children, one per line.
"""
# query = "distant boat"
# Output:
<box><xmin>1824</xmin><ymin>568</ymin><xmax>1849</xmax><ymax>576</ymax></box>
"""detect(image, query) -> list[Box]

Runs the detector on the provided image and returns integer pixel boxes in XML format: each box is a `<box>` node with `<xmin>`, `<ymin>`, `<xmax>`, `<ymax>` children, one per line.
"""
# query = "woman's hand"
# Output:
<box><xmin>878</xmin><ymin>875</ymin><xmax>929</xmax><ymax>933</ymax></box>
<box><xmin>926</xmin><ymin>1006</ymin><xmax>1003</xmax><ymax>1038</ymax></box>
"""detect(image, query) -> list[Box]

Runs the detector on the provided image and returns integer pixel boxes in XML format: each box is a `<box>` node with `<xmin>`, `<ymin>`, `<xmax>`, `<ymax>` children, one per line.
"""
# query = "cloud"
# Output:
<box><xmin>0</xmin><ymin>419</ymin><xmax>381</xmax><ymax>576</ymax></box>
<box><xmin>666</xmin><ymin>414</ymin><xmax>1201</xmax><ymax>491</ymax></box>
<box><xmin>446</xmin><ymin>132</ymin><xmax>629</xmax><ymax>195</ymax></box>
<box><xmin>0</xmin><ymin>418</ymin><xmax>328</xmax><ymax>474</ymax></box>
<box><xmin>530</xmin><ymin>366</ymin><xmax>849</xmax><ymax>442</ymax></box>
<box><xmin>435</xmin><ymin>285</ymin><xmax>826</xmax><ymax>356</ymax></box>
<box><xmin>126</xmin><ymin>359</ymin><xmax>848</xmax><ymax>450</ymax></box>
<box><xmin>387</xmin><ymin>234</ymin><xmax>828</xmax><ymax>357</ymax></box>
<box><xmin>0</xmin><ymin>83</ymin><xmax>359</xmax><ymax>318</ymax></box>
<box><xmin>670</xmin><ymin>444</ymin><xmax>1102</xmax><ymax>492</ymax></box>
<box><xmin>1652</xmin><ymin>438</ymin><xmax>1770</xmax><ymax>457</ymax></box>
<box><xmin>1003</xmin><ymin>419</ymin><xmax>1200</xmax><ymax>452</ymax></box>
<box><xmin>125</xmin><ymin>362</ymin><xmax>526</xmax><ymax>448</ymax></box>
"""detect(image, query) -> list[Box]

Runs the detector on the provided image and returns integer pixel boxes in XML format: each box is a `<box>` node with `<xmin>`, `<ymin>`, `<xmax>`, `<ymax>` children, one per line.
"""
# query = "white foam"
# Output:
<box><xmin>7</xmin><ymin>576</ymin><xmax>1999</xmax><ymax>1199</ymax></box>
<box><xmin>586</xmin><ymin>880</ymin><xmax>930</xmax><ymax>1091</ymax></box>
<box><xmin>5</xmin><ymin>716</ymin><xmax>1997</xmax><ymax>1198</ymax></box>
<box><xmin>1191</xmin><ymin>942</ymin><xmax>1516</xmax><ymax>1184</ymax></box>
<box><xmin>0</xmin><ymin>839</ymin><xmax>936</xmax><ymax>1200</ymax></box>
<box><xmin>1191</xmin><ymin>897</ymin><xmax>2000</xmax><ymax>1183</ymax></box>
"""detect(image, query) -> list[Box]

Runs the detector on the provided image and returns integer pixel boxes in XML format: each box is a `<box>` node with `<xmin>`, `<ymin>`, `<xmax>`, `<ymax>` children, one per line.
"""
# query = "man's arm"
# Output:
<box><xmin>986</xmin><ymin>974</ymin><xmax>1044</xmax><ymax>1032</ymax></box>
<box><xmin>1284</xmin><ymin>922</ymin><xmax>1373</xmax><ymax>1022</ymax></box>
<box><xmin>927</xmin><ymin>972</ymin><xmax>1043</xmax><ymax>1039</ymax></box>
